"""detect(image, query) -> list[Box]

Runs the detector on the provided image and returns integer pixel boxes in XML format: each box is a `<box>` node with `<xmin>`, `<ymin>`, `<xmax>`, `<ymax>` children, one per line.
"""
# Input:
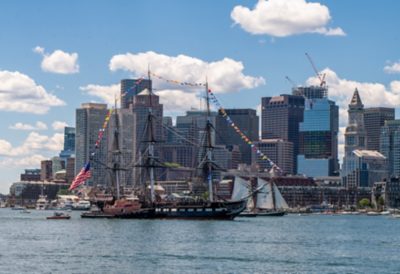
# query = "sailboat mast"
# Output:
<box><xmin>205</xmin><ymin>81</ymin><xmax>213</xmax><ymax>202</ymax></box>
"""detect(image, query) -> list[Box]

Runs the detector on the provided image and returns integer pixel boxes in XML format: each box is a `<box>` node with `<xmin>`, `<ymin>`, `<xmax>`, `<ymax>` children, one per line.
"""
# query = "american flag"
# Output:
<box><xmin>69</xmin><ymin>162</ymin><xmax>91</xmax><ymax>191</ymax></box>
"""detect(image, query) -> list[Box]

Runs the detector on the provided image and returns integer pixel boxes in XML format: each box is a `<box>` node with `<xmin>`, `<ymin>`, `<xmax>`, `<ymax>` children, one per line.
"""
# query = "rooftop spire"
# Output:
<box><xmin>349</xmin><ymin>88</ymin><xmax>363</xmax><ymax>108</ymax></box>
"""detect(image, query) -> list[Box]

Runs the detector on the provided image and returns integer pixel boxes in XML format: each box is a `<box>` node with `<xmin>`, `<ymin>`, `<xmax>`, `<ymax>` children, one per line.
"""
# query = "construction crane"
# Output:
<box><xmin>285</xmin><ymin>76</ymin><xmax>297</xmax><ymax>88</ymax></box>
<box><xmin>305</xmin><ymin>52</ymin><xmax>326</xmax><ymax>87</ymax></box>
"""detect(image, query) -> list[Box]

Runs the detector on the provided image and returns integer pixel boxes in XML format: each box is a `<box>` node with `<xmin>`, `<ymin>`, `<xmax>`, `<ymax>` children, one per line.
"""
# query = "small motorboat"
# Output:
<box><xmin>46</xmin><ymin>212</ymin><xmax>71</xmax><ymax>220</ymax></box>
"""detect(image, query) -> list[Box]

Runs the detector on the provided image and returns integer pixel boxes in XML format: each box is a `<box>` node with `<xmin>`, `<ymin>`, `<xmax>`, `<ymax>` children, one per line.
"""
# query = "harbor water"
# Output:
<box><xmin>1</xmin><ymin>209</ymin><xmax>400</xmax><ymax>273</ymax></box>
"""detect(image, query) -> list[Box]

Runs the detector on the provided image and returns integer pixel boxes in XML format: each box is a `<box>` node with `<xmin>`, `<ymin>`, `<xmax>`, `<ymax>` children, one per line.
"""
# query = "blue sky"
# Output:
<box><xmin>0</xmin><ymin>0</ymin><xmax>399</xmax><ymax>193</ymax></box>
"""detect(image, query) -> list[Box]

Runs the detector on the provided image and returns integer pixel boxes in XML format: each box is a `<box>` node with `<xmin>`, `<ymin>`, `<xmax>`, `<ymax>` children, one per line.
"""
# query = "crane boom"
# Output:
<box><xmin>305</xmin><ymin>52</ymin><xmax>326</xmax><ymax>87</ymax></box>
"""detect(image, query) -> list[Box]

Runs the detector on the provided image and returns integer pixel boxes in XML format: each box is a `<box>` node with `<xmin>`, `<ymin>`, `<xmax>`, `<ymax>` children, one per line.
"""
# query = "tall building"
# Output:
<box><xmin>131</xmin><ymin>88</ymin><xmax>163</xmax><ymax>150</ymax></box>
<box><xmin>40</xmin><ymin>160</ymin><xmax>52</xmax><ymax>181</ymax></box>
<box><xmin>252</xmin><ymin>139</ymin><xmax>293</xmax><ymax>174</ymax></box>
<box><xmin>261</xmin><ymin>94</ymin><xmax>304</xmax><ymax>173</ymax></box>
<box><xmin>295</xmin><ymin>87</ymin><xmax>339</xmax><ymax>177</ymax></box>
<box><xmin>380</xmin><ymin>120</ymin><xmax>400</xmax><ymax>177</ymax></box>
<box><xmin>75</xmin><ymin>103</ymin><xmax>109</xmax><ymax>186</ymax></box>
<box><xmin>121</xmin><ymin>79</ymin><xmax>152</xmax><ymax>109</ymax></box>
<box><xmin>364</xmin><ymin>107</ymin><xmax>395</xmax><ymax>151</ymax></box>
<box><xmin>107</xmin><ymin>108</ymin><xmax>136</xmax><ymax>187</ymax></box>
<box><xmin>216</xmin><ymin>108</ymin><xmax>259</xmax><ymax>165</ymax></box>
<box><xmin>342</xmin><ymin>89</ymin><xmax>371</xmax><ymax>188</ymax></box>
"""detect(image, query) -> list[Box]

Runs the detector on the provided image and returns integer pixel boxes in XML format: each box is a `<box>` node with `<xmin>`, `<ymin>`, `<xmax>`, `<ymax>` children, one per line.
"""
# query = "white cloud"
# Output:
<box><xmin>109</xmin><ymin>51</ymin><xmax>265</xmax><ymax>93</ymax></box>
<box><xmin>231</xmin><ymin>0</ymin><xmax>345</xmax><ymax>37</ymax></box>
<box><xmin>0</xmin><ymin>70</ymin><xmax>65</xmax><ymax>114</ymax></box>
<box><xmin>384</xmin><ymin>61</ymin><xmax>400</xmax><ymax>74</ymax></box>
<box><xmin>33</xmin><ymin>46</ymin><xmax>44</xmax><ymax>55</ymax></box>
<box><xmin>34</xmin><ymin>46</ymin><xmax>79</xmax><ymax>74</ymax></box>
<box><xmin>80</xmin><ymin>84</ymin><xmax>120</xmax><ymax>105</ymax></box>
<box><xmin>0</xmin><ymin>132</ymin><xmax>63</xmax><ymax>157</ymax></box>
<box><xmin>0</xmin><ymin>154</ymin><xmax>47</xmax><ymax>168</ymax></box>
<box><xmin>9</xmin><ymin>121</ymin><xmax>47</xmax><ymax>131</ymax></box>
<box><xmin>156</xmin><ymin>89</ymin><xmax>200</xmax><ymax>113</ymax></box>
<box><xmin>52</xmin><ymin>121</ymin><xmax>69</xmax><ymax>131</ymax></box>
<box><xmin>305</xmin><ymin>68</ymin><xmax>400</xmax><ymax>161</ymax></box>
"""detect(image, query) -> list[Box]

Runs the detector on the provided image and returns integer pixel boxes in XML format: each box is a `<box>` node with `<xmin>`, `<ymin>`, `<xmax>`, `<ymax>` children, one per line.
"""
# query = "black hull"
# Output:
<box><xmin>257</xmin><ymin>211</ymin><xmax>286</xmax><ymax>217</ymax></box>
<box><xmin>114</xmin><ymin>200</ymin><xmax>247</xmax><ymax>220</ymax></box>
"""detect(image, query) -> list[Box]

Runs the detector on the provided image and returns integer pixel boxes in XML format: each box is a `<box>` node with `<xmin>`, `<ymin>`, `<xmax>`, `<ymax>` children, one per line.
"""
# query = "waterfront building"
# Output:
<box><xmin>216</xmin><ymin>108</ymin><xmax>259</xmax><ymax>165</ymax></box>
<box><xmin>364</xmin><ymin>107</ymin><xmax>394</xmax><ymax>151</ymax></box>
<box><xmin>75</xmin><ymin>103</ymin><xmax>109</xmax><ymax>186</ymax></box>
<box><xmin>380</xmin><ymin>120</ymin><xmax>400</xmax><ymax>177</ymax></box>
<box><xmin>261</xmin><ymin>94</ymin><xmax>304</xmax><ymax>173</ymax></box>
<box><xmin>20</xmin><ymin>169</ymin><xmax>41</xmax><ymax>182</ymax></box>
<box><xmin>252</xmin><ymin>139</ymin><xmax>293</xmax><ymax>174</ymax></box>
<box><xmin>296</xmin><ymin>91</ymin><xmax>339</xmax><ymax>177</ymax></box>
<box><xmin>121</xmin><ymin>79</ymin><xmax>152</xmax><ymax>109</ymax></box>
<box><xmin>40</xmin><ymin>160</ymin><xmax>53</xmax><ymax>181</ymax></box>
<box><xmin>372</xmin><ymin>177</ymin><xmax>400</xmax><ymax>209</ymax></box>
<box><xmin>9</xmin><ymin>181</ymin><xmax>69</xmax><ymax>206</ymax></box>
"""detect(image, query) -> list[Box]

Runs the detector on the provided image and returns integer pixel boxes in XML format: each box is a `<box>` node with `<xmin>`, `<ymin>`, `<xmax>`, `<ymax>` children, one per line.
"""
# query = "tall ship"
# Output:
<box><xmin>81</xmin><ymin>72</ymin><xmax>248</xmax><ymax>220</ymax></box>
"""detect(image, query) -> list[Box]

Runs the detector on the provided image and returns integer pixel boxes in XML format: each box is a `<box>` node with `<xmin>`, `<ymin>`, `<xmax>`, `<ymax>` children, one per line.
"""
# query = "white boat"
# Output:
<box><xmin>36</xmin><ymin>195</ymin><xmax>49</xmax><ymax>210</ymax></box>
<box><xmin>72</xmin><ymin>200</ymin><xmax>91</xmax><ymax>210</ymax></box>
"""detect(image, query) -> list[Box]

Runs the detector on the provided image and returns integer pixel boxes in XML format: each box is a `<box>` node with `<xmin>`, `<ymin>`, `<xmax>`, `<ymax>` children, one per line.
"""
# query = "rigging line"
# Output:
<box><xmin>161</xmin><ymin>124</ymin><xmax>201</xmax><ymax>147</ymax></box>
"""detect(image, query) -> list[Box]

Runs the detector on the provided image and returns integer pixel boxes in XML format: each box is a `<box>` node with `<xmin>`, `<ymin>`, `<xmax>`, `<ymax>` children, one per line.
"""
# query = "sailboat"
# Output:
<box><xmin>82</xmin><ymin>73</ymin><xmax>248</xmax><ymax>220</ymax></box>
<box><xmin>237</xmin><ymin>177</ymin><xmax>289</xmax><ymax>217</ymax></box>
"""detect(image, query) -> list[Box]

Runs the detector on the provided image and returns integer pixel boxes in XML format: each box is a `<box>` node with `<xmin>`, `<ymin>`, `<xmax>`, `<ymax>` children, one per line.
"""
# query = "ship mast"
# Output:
<box><xmin>112</xmin><ymin>97</ymin><xmax>121</xmax><ymax>200</ymax></box>
<box><xmin>205</xmin><ymin>81</ymin><xmax>214</xmax><ymax>202</ymax></box>
<box><xmin>147</xmin><ymin>68</ymin><xmax>156</xmax><ymax>204</ymax></box>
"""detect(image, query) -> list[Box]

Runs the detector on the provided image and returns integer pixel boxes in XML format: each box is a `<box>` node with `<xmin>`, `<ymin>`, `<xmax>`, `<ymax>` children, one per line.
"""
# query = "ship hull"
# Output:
<box><xmin>114</xmin><ymin>200</ymin><xmax>247</xmax><ymax>220</ymax></box>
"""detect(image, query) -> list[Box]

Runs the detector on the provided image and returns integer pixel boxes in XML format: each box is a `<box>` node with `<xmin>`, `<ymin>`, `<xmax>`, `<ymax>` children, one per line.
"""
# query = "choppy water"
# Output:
<box><xmin>1</xmin><ymin>209</ymin><xmax>400</xmax><ymax>273</ymax></box>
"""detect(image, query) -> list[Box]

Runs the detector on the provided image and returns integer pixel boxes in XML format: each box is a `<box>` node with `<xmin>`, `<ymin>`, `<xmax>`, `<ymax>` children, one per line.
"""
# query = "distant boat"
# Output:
<box><xmin>46</xmin><ymin>212</ymin><xmax>71</xmax><ymax>220</ymax></box>
<box><xmin>36</xmin><ymin>195</ymin><xmax>49</xmax><ymax>210</ymax></box>
<box><xmin>12</xmin><ymin>205</ymin><xmax>25</xmax><ymax>210</ymax></box>
<box><xmin>72</xmin><ymin>200</ymin><xmax>91</xmax><ymax>210</ymax></box>
<box><xmin>236</xmin><ymin>177</ymin><xmax>289</xmax><ymax>217</ymax></box>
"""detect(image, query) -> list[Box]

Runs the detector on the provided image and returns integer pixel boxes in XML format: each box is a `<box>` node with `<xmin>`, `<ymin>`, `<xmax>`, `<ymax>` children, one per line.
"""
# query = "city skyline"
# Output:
<box><xmin>1</xmin><ymin>0</ymin><xmax>400</xmax><ymax>193</ymax></box>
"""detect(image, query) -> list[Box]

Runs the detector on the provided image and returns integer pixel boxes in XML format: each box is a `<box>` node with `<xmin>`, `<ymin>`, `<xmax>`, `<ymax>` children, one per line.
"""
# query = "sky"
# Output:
<box><xmin>0</xmin><ymin>0</ymin><xmax>400</xmax><ymax>194</ymax></box>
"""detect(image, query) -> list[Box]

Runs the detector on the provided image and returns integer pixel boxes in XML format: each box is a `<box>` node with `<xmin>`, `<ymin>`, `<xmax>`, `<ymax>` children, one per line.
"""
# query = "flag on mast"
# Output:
<box><xmin>69</xmin><ymin>162</ymin><xmax>91</xmax><ymax>191</ymax></box>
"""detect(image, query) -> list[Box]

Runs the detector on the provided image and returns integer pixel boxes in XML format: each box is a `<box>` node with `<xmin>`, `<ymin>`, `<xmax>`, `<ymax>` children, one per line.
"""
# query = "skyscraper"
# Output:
<box><xmin>294</xmin><ymin>86</ymin><xmax>339</xmax><ymax>177</ymax></box>
<box><xmin>216</xmin><ymin>108</ymin><xmax>259</xmax><ymax>165</ymax></box>
<box><xmin>261</xmin><ymin>94</ymin><xmax>304</xmax><ymax>173</ymax></box>
<box><xmin>252</xmin><ymin>139</ymin><xmax>293</xmax><ymax>174</ymax></box>
<box><xmin>380</xmin><ymin>120</ymin><xmax>400</xmax><ymax>177</ymax></box>
<box><xmin>75</xmin><ymin>103</ymin><xmax>109</xmax><ymax>186</ymax></box>
<box><xmin>131</xmin><ymin>87</ymin><xmax>163</xmax><ymax>145</ymax></box>
<box><xmin>59</xmin><ymin>127</ymin><xmax>75</xmax><ymax>161</ymax></box>
<box><xmin>107</xmin><ymin>108</ymin><xmax>136</xmax><ymax>187</ymax></box>
<box><xmin>121</xmin><ymin>79</ymin><xmax>152</xmax><ymax>109</ymax></box>
<box><xmin>364</xmin><ymin>107</ymin><xmax>395</xmax><ymax>151</ymax></box>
